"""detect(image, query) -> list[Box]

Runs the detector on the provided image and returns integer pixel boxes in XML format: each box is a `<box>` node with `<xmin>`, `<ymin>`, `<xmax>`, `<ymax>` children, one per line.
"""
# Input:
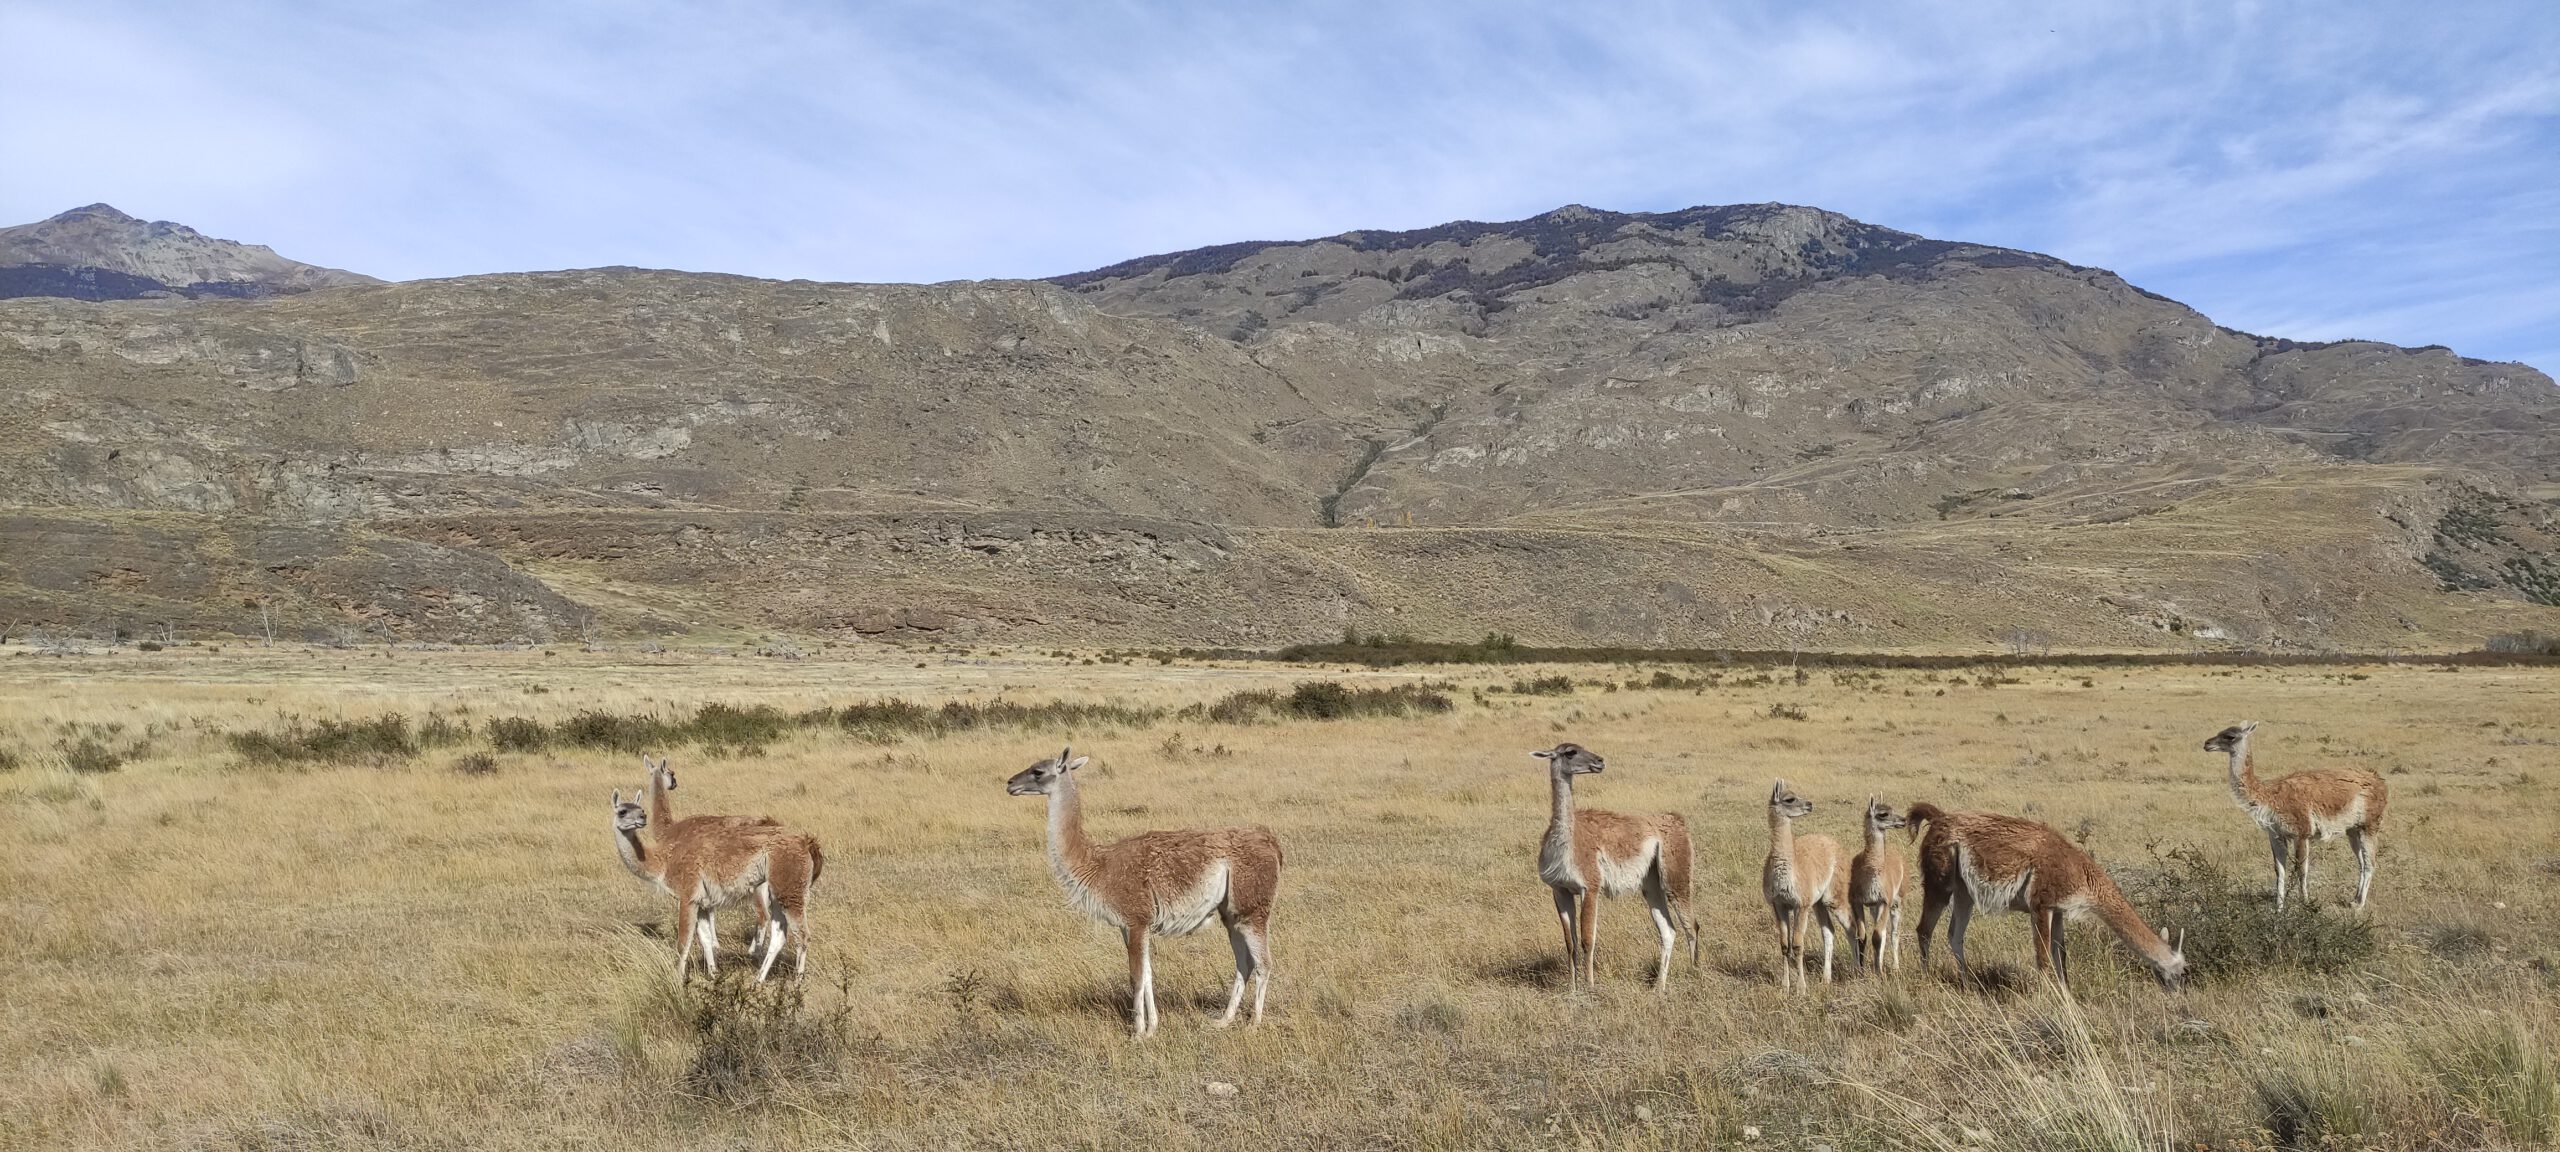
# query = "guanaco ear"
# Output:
<box><xmin>1770</xmin><ymin>779</ymin><xmax>1786</xmax><ymax>801</ymax></box>
<box><xmin>1065</xmin><ymin>756</ymin><xmax>1090</xmax><ymax>771</ymax></box>
<box><xmin>2173</xmin><ymin>927</ymin><xmax>2186</xmax><ymax>954</ymax></box>
<box><xmin>1530</xmin><ymin>749</ymin><xmax>1555</xmax><ymax>760</ymax></box>
<box><xmin>611</xmin><ymin>788</ymin><xmax>623</xmax><ymax>804</ymax></box>
<box><xmin>2239</xmin><ymin>721</ymin><xmax>2258</xmax><ymax>733</ymax></box>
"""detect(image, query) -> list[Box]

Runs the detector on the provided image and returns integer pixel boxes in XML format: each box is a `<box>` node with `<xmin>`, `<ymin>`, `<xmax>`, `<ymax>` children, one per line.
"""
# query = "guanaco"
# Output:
<box><xmin>1534</xmin><ymin>742</ymin><xmax>1700</xmax><ymax>990</ymax></box>
<box><xmin>2204</xmin><ymin>722</ymin><xmax>2388</xmax><ymax>911</ymax></box>
<box><xmin>1908</xmin><ymin>803</ymin><xmax>2186</xmax><ymax>990</ymax></box>
<box><xmin>1762</xmin><ymin>779</ymin><xmax>1848</xmax><ymax>990</ymax></box>
<box><xmin>1004</xmin><ymin>746</ymin><xmax>1282</xmax><ymax>1037</ymax></box>
<box><xmin>1848</xmin><ymin>797</ymin><xmax>1909</xmax><ymax>975</ymax></box>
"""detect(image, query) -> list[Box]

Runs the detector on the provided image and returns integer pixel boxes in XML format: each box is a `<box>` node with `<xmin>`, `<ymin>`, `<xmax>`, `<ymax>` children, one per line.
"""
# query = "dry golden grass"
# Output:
<box><xmin>1</xmin><ymin>646</ymin><xmax>2555</xmax><ymax>1150</ymax></box>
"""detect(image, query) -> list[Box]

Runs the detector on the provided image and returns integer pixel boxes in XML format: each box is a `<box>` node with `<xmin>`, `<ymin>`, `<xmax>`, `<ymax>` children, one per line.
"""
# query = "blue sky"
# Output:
<box><xmin>4</xmin><ymin>1</ymin><xmax>2555</xmax><ymax>372</ymax></box>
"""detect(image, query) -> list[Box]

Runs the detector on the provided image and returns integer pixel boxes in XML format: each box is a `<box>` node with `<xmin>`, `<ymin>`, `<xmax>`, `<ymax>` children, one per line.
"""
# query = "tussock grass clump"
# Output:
<box><xmin>0</xmin><ymin>745</ymin><xmax>19</xmax><ymax>773</ymax></box>
<box><xmin>451</xmin><ymin>751</ymin><xmax>499</xmax><ymax>776</ymax></box>
<box><xmin>2252</xmin><ymin>1054</ymin><xmax>2380</xmax><ymax>1149</ymax></box>
<box><xmin>227</xmin><ymin>714</ymin><xmax>417</xmax><ymax>766</ymax></box>
<box><xmin>2432</xmin><ymin>1020</ymin><xmax>2559</xmax><ymax>1146</ymax></box>
<box><xmin>2127</xmin><ymin>845</ymin><xmax>2375</xmax><ymax>980</ymax></box>
<box><xmin>1840</xmin><ymin>989</ymin><xmax>2176</xmax><ymax>1152</ymax></box>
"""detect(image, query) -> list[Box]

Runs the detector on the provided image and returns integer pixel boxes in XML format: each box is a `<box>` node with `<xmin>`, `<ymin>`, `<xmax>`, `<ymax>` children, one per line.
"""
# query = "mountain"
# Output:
<box><xmin>0</xmin><ymin>202</ymin><xmax>2553</xmax><ymax>650</ymax></box>
<box><xmin>0</xmin><ymin>203</ymin><xmax>379</xmax><ymax>301</ymax></box>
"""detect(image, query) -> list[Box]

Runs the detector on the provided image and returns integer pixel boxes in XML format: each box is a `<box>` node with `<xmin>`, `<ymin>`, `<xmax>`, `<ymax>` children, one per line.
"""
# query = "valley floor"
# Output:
<box><xmin>1</xmin><ymin>646</ymin><xmax>2553</xmax><ymax>1149</ymax></box>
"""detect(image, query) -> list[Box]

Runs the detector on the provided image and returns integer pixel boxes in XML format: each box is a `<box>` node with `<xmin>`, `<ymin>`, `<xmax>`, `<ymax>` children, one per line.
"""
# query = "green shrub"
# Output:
<box><xmin>227</xmin><ymin>714</ymin><xmax>416</xmax><ymax>766</ymax></box>
<box><xmin>1505</xmin><ymin>675</ymin><xmax>1575</xmax><ymax>696</ymax></box>
<box><xmin>61</xmin><ymin>736</ymin><xmax>127</xmax><ymax>774</ymax></box>
<box><xmin>486</xmin><ymin>716</ymin><xmax>547</xmax><ymax>752</ymax></box>
<box><xmin>682</xmin><ymin>973</ymin><xmax>857</xmax><ymax>1106</ymax></box>
<box><xmin>1189</xmin><ymin>681</ymin><xmax>1453</xmax><ymax>723</ymax></box>
<box><xmin>2126</xmin><ymin>844</ymin><xmax>2376</xmax><ymax>980</ymax></box>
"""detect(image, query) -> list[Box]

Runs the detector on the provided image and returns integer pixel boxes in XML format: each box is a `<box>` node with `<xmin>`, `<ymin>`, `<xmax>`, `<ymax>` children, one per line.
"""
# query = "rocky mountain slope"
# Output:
<box><xmin>0</xmin><ymin>204</ymin><xmax>379</xmax><ymax>301</ymax></box>
<box><xmin>1</xmin><ymin>203</ymin><xmax>2553</xmax><ymax>649</ymax></box>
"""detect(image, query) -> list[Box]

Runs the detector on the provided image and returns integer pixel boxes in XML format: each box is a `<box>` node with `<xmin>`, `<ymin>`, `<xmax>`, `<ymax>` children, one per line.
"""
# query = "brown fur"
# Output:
<box><xmin>1848</xmin><ymin>797</ymin><xmax>1909</xmax><ymax>975</ymax></box>
<box><xmin>2205</xmin><ymin>722</ymin><xmax>2388</xmax><ymax>910</ymax></box>
<box><xmin>1533</xmin><ymin>743</ymin><xmax>1699</xmax><ymax>990</ymax></box>
<box><xmin>1762</xmin><ymin>780</ymin><xmax>1849</xmax><ymax>990</ymax></box>
<box><xmin>1007</xmin><ymin>747</ymin><xmax>1281</xmax><ymax>1037</ymax></box>
<box><xmin>1907</xmin><ymin>802</ymin><xmax>2186</xmax><ymax>990</ymax></box>
<box><xmin>610</xmin><ymin>783</ymin><xmax>822</xmax><ymax>982</ymax></box>
<box><xmin>643</xmin><ymin>755</ymin><xmax>786</xmax><ymax>943</ymax></box>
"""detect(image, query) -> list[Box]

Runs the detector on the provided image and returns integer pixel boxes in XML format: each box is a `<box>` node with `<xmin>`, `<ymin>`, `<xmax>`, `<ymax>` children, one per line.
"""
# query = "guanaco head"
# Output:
<box><xmin>644</xmin><ymin>754</ymin><xmax>675</xmax><ymax>791</ymax></box>
<box><xmin>2157</xmin><ymin>927</ymin><xmax>2190</xmax><ymax>990</ymax></box>
<box><xmin>1862</xmin><ymin>795</ymin><xmax>1906</xmax><ymax>834</ymax></box>
<box><xmin>1769</xmin><ymin>779</ymin><xmax>1814</xmax><ymax>820</ymax></box>
<box><xmin>610</xmin><ymin>788</ymin><xmax>648</xmax><ymax>834</ymax></box>
<box><xmin>1531</xmin><ymin>742</ymin><xmax>1605</xmax><ymax>776</ymax></box>
<box><xmin>2201</xmin><ymin>721</ymin><xmax>2258</xmax><ymax>754</ymax></box>
<box><xmin>1005</xmin><ymin>746</ymin><xmax>1090</xmax><ymax>796</ymax></box>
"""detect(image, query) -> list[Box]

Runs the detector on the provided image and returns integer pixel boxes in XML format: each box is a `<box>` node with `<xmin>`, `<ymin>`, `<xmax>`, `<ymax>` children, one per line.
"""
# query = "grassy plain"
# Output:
<box><xmin>1</xmin><ymin>646</ymin><xmax>2554</xmax><ymax>1150</ymax></box>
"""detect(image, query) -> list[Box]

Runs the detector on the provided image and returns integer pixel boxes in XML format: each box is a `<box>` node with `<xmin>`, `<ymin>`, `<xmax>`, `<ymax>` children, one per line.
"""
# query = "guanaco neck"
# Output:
<box><xmin>647</xmin><ymin>771</ymin><xmax>675</xmax><ymax>830</ymax></box>
<box><xmin>613</xmin><ymin>823</ymin><xmax>660</xmax><ymax>884</ymax></box>
<box><xmin>1543</xmin><ymin>769</ymin><xmax>1579</xmax><ymax>857</ymax></box>
<box><xmin>1767</xmin><ymin>805</ymin><xmax>1796</xmax><ymax>864</ymax></box>
<box><xmin>2224</xmin><ymin>738</ymin><xmax>2265</xmax><ymax>810</ymax></box>
<box><xmin>1045</xmin><ymin>771</ymin><xmax>1097</xmax><ymax>888</ymax></box>
<box><xmin>2088</xmin><ymin>872</ymin><xmax>2178</xmax><ymax>974</ymax></box>
<box><xmin>1861</xmin><ymin>819</ymin><xmax>1887</xmax><ymax>860</ymax></box>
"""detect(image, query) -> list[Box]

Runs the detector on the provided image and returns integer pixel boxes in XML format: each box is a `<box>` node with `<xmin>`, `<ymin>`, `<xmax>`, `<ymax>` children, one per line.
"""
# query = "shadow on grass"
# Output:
<box><xmin>1468</xmin><ymin>951</ymin><xmax>1569</xmax><ymax>989</ymax></box>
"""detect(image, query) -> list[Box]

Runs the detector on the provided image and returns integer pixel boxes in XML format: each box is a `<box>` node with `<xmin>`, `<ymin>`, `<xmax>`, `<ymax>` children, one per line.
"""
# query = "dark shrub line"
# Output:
<box><xmin>224</xmin><ymin>680</ymin><xmax>1455</xmax><ymax>765</ymax></box>
<box><xmin>1180</xmin><ymin>636</ymin><xmax>2560</xmax><ymax>670</ymax></box>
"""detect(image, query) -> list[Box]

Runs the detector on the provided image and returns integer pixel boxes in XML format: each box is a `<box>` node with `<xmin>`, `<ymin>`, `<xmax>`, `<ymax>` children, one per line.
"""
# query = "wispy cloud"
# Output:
<box><xmin>1</xmin><ymin>0</ymin><xmax>2553</xmax><ymax>371</ymax></box>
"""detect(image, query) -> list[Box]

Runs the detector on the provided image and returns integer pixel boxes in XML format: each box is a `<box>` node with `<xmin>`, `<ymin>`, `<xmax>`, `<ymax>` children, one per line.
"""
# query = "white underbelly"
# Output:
<box><xmin>1958</xmin><ymin>849</ymin><xmax>2031</xmax><ymax>913</ymax></box>
<box><xmin>1592</xmin><ymin>840</ymin><xmax>1658</xmax><ymax>898</ymax></box>
<box><xmin>1151</xmin><ymin>861</ymin><xmax>1230</xmax><ymax>936</ymax></box>
<box><xmin>2307</xmin><ymin>795</ymin><xmax>2367</xmax><ymax>841</ymax></box>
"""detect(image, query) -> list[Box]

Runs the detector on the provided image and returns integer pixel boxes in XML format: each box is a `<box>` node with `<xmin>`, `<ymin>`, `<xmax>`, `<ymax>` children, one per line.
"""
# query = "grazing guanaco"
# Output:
<box><xmin>2204</xmin><ymin>722</ymin><xmax>2389</xmax><ymax>911</ymax></box>
<box><xmin>1533</xmin><ymin>742</ymin><xmax>1700</xmax><ymax>990</ymax></box>
<box><xmin>1848</xmin><ymin>797</ymin><xmax>1909</xmax><ymax>975</ymax></box>
<box><xmin>1908</xmin><ymin>803</ymin><xmax>2187</xmax><ymax>991</ymax></box>
<box><xmin>609</xmin><ymin>786</ymin><xmax>822</xmax><ymax>982</ymax></box>
<box><xmin>1762</xmin><ymin>780</ymin><xmax>1848</xmax><ymax>990</ymax></box>
<box><xmin>1004</xmin><ymin>746</ymin><xmax>1282</xmax><ymax>1038</ymax></box>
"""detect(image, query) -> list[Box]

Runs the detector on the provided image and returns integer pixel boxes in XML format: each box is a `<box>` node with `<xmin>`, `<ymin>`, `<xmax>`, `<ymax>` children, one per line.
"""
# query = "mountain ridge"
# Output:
<box><xmin>0</xmin><ymin>203</ymin><xmax>379</xmax><ymax>301</ymax></box>
<box><xmin>0</xmin><ymin>201</ymin><xmax>2553</xmax><ymax>649</ymax></box>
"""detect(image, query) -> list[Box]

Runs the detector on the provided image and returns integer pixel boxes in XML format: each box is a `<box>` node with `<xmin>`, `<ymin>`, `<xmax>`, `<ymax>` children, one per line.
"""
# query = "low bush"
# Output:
<box><xmin>1189</xmin><ymin>680</ymin><xmax>1454</xmax><ymax>723</ymax></box>
<box><xmin>228</xmin><ymin>714</ymin><xmax>417</xmax><ymax>766</ymax></box>
<box><xmin>820</xmin><ymin>697</ymin><xmax>1166</xmax><ymax>742</ymax></box>
<box><xmin>60</xmin><ymin>736</ymin><xmax>130</xmax><ymax>774</ymax></box>
<box><xmin>682</xmin><ymin>973</ymin><xmax>858</xmax><ymax>1106</ymax></box>
<box><xmin>2125</xmin><ymin>844</ymin><xmax>2375</xmax><ymax>980</ymax></box>
<box><xmin>1503</xmin><ymin>675</ymin><xmax>1575</xmax><ymax>696</ymax></box>
<box><xmin>452</xmin><ymin>751</ymin><xmax>499</xmax><ymax>776</ymax></box>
